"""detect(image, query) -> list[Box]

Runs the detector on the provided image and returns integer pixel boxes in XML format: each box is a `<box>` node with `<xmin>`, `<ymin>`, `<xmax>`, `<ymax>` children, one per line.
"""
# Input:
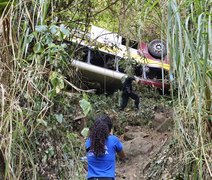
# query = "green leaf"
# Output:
<box><xmin>35</xmin><ymin>25</ymin><xmax>48</xmax><ymax>32</ymax></box>
<box><xmin>58</xmin><ymin>79</ymin><xmax>64</xmax><ymax>90</ymax></box>
<box><xmin>81</xmin><ymin>127</ymin><xmax>89</xmax><ymax>138</ymax></box>
<box><xmin>49</xmin><ymin>71</ymin><xmax>57</xmax><ymax>81</ymax></box>
<box><xmin>44</xmin><ymin>34</ymin><xmax>53</xmax><ymax>44</ymax></box>
<box><xmin>60</xmin><ymin>24</ymin><xmax>70</xmax><ymax>36</ymax></box>
<box><xmin>79</xmin><ymin>99</ymin><xmax>92</xmax><ymax>116</ymax></box>
<box><xmin>56</xmin><ymin>86</ymin><xmax>60</xmax><ymax>93</ymax></box>
<box><xmin>58</xmin><ymin>31</ymin><xmax>64</xmax><ymax>40</ymax></box>
<box><xmin>26</xmin><ymin>34</ymin><xmax>34</xmax><ymax>43</ymax></box>
<box><xmin>206</xmin><ymin>69</ymin><xmax>212</xmax><ymax>79</ymax></box>
<box><xmin>82</xmin><ymin>93</ymin><xmax>89</xmax><ymax>101</ymax></box>
<box><xmin>49</xmin><ymin>72</ymin><xmax>64</xmax><ymax>93</ymax></box>
<box><xmin>55</xmin><ymin>114</ymin><xmax>63</xmax><ymax>123</ymax></box>
<box><xmin>50</xmin><ymin>25</ymin><xmax>58</xmax><ymax>34</ymax></box>
<box><xmin>61</xmin><ymin>43</ymin><xmax>67</xmax><ymax>48</ymax></box>
<box><xmin>33</xmin><ymin>42</ymin><xmax>44</xmax><ymax>53</ymax></box>
<box><xmin>48</xmin><ymin>89</ymin><xmax>56</xmax><ymax>98</ymax></box>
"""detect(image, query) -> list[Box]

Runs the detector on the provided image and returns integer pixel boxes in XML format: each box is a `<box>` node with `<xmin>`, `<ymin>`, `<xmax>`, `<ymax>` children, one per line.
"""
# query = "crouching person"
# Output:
<box><xmin>86</xmin><ymin>114</ymin><xmax>126</xmax><ymax>180</ymax></box>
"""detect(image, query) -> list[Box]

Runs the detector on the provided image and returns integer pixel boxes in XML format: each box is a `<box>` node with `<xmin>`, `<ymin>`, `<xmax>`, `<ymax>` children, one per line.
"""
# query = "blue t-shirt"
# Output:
<box><xmin>85</xmin><ymin>135</ymin><xmax>123</xmax><ymax>178</ymax></box>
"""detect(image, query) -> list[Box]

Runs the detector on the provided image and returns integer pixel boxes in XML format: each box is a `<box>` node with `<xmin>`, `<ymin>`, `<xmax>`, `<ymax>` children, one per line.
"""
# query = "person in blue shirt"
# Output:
<box><xmin>85</xmin><ymin>114</ymin><xmax>126</xmax><ymax>180</ymax></box>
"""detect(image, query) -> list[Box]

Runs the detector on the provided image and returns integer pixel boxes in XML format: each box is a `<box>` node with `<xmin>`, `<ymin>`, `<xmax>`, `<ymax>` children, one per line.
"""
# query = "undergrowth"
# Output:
<box><xmin>0</xmin><ymin>0</ymin><xmax>211</xmax><ymax>179</ymax></box>
<box><xmin>86</xmin><ymin>87</ymin><xmax>172</xmax><ymax>135</ymax></box>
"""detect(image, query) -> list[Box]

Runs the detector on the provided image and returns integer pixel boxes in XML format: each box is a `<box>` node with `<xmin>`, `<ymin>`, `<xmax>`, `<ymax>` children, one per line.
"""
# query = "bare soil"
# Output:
<box><xmin>116</xmin><ymin>109</ymin><xmax>174</xmax><ymax>180</ymax></box>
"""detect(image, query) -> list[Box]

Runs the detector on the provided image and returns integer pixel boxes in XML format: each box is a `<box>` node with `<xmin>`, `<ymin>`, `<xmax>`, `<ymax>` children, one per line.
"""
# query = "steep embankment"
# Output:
<box><xmin>114</xmin><ymin>105</ymin><xmax>174</xmax><ymax>180</ymax></box>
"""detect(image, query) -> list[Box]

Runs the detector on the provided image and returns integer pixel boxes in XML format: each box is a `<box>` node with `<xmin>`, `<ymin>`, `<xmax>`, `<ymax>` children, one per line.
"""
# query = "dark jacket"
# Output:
<box><xmin>122</xmin><ymin>77</ymin><xmax>135</xmax><ymax>94</ymax></box>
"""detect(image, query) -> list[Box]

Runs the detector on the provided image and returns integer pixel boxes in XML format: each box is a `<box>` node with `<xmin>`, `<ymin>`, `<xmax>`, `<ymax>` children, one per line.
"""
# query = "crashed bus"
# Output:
<box><xmin>71</xmin><ymin>25</ymin><xmax>170</xmax><ymax>92</ymax></box>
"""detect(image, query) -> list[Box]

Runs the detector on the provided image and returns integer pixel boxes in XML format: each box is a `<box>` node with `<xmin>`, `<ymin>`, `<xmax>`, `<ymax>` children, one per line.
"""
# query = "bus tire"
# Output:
<box><xmin>148</xmin><ymin>39</ymin><xmax>167</xmax><ymax>59</ymax></box>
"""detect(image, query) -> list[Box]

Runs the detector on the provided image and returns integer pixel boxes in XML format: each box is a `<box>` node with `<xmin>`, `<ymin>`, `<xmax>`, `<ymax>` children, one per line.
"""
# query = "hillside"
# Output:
<box><xmin>78</xmin><ymin>89</ymin><xmax>175</xmax><ymax>179</ymax></box>
<box><xmin>0</xmin><ymin>0</ymin><xmax>211</xmax><ymax>179</ymax></box>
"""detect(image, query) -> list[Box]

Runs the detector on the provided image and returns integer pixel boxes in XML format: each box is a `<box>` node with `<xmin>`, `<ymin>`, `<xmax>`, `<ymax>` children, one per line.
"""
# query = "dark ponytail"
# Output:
<box><xmin>89</xmin><ymin>114</ymin><xmax>112</xmax><ymax>156</ymax></box>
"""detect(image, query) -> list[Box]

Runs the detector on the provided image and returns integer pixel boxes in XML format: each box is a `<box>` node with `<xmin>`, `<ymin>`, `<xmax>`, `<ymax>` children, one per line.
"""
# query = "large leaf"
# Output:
<box><xmin>26</xmin><ymin>34</ymin><xmax>34</xmax><ymax>43</ymax></box>
<box><xmin>35</xmin><ymin>25</ymin><xmax>48</xmax><ymax>32</ymax></box>
<box><xmin>50</xmin><ymin>25</ymin><xmax>58</xmax><ymax>34</ymax></box>
<box><xmin>33</xmin><ymin>42</ymin><xmax>44</xmax><ymax>53</ymax></box>
<box><xmin>49</xmin><ymin>71</ymin><xmax>64</xmax><ymax>93</ymax></box>
<box><xmin>79</xmin><ymin>99</ymin><xmax>92</xmax><ymax>116</ymax></box>
<box><xmin>60</xmin><ymin>24</ymin><xmax>70</xmax><ymax>36</ymax></box>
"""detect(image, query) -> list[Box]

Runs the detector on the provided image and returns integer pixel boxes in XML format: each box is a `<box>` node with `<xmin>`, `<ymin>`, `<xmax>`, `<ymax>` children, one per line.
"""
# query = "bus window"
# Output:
<box><xmin>90</xmin><ymin>50</ymin><xmax>116</xmax><ymax>71</ymax></box>
<box><xmin>121</xmin><ymin>37</ymin><xmax>138</xmax><ymax>49</ymax></box>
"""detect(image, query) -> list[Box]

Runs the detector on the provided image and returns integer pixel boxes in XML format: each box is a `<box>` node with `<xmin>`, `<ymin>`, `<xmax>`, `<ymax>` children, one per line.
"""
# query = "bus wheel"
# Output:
<box><xmin>148</xmin><ymin>39</ymin><xmax>167</xmax><ymax>59</ymax></box>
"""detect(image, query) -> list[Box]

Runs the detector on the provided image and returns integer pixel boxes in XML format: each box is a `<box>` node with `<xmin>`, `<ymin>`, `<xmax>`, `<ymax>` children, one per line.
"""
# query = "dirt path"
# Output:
<box><xmin>115</xmin><ymin>108</ymin><xmax>173</xmax><ymax>180</ymax></box>
<box><xmin>116</xmin><ymin>126</ymin><xmax>170</xmax><ymax>180</ymax></box>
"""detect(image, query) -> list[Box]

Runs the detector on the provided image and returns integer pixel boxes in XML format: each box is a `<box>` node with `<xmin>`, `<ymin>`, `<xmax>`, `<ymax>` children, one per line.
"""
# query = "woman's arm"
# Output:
<box><xmin>117</xmin><ymin>150</ymin><xmax>126</xmax><ymax>161</ymax></box>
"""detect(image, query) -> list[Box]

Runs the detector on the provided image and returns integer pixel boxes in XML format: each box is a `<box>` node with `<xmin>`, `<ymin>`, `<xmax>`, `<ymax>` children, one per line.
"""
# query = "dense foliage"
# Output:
<box><xmin>0</xmin><ymin>0</ymin><xmax>211</xmax><ymax>179</ymax></box>
<box><xmin>167</xmin><ymin>0</ymin><xmax>212</xmax><ymax>178</ymax></box>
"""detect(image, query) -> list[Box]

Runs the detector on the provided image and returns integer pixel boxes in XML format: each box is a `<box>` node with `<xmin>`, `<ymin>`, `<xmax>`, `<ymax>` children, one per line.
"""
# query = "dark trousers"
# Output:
<box><xmin>120</xmin><ymin>92</ymin><xmax>139</xmax><ymax>110</ymax></box>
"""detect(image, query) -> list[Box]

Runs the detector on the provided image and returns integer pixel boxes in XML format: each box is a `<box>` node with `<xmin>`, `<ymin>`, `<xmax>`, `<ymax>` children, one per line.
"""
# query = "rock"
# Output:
<box><xmin>124</xmin><ymin>137</ymin><xmax>153</xmax><ymax>157</ymax></box>
<box><xmin>124</xmin><ymin>126</ymin><xmax>130</xmax><ymax>132</ymax></box>
<box><xmin>124</xmin><ymin>132</ymin><xmax>134</xmax><ymax>141</ymax></box>
<box><xmin>124</xmin><ymin>131</ymin><xmax>150</xmax><ymax>141</ymax></box>
<box><xmin>156</xmin><ymin>118</ymin><xmax>173</xmax><ymax>133</ymax></box>
<box><xmin>153</xmin><ymin>112</ymin><xmax>173</xmax><ymax>132</ymax></box>
<box><xmin>154</xmin><ymin>112</ymin><xmax>165</xmax><ymax>123</ymax></box>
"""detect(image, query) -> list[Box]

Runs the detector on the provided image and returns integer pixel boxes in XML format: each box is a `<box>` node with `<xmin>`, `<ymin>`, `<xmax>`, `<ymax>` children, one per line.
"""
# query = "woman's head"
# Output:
<box><xmin>89</xmin><ymin>114</ymin><xmax>113</xmax><ymax>156</ymax></box>
<box><xmin>95</xmin><ymin>114</ymin><xmax>112</xmax><ymax>132</ymax></box>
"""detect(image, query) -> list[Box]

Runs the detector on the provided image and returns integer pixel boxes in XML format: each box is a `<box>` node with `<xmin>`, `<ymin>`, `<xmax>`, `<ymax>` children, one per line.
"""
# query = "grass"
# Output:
<box><xmin>0</xmin><ymin>0</ymin><xmax>211</xmax><ymax>179</ymax></box>
<box><xmin>0</xmin><ymin>0</ymin><xmax>88</xmax><ymax>179</ymax></box>
<box><xmin>167</xmin><ymin>0</ymin><xmax>212</xmax><ymax>178</ymax></box>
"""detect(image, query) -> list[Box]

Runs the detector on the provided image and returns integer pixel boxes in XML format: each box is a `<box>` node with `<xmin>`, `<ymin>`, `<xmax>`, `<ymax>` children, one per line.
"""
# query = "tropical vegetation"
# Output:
<box><xmin>0</xmin><ymin>0</ymin><xmax>211</xmax><ymax>179</ymax></box>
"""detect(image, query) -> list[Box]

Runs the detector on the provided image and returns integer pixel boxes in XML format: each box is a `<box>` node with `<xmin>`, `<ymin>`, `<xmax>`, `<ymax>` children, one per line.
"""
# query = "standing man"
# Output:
<box><xmin>119</xmin><ymin>76</ymin><xmax>140</xmax><ymax>111</ymax></box>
